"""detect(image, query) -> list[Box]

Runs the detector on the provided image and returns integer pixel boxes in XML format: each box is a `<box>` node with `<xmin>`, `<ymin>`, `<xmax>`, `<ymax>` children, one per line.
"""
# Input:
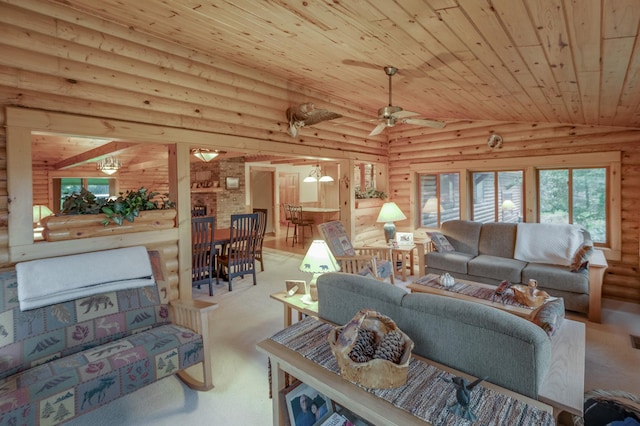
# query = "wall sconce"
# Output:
<box><xmin>96</xmin><ymin>157</ymin><xmax>121</xmax><ymax>175</ymax></box>
<box><xmin>191</xmin><ymin>148</ymin><xmax>220</xmax><ymax>162</ymax></box>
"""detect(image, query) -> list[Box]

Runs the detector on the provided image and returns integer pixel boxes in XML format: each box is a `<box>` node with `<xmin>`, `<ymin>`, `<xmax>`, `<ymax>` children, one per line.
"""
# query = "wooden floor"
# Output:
<box><xmin>262</xmin><ymin>224</ymin><xmax>314</xmax><ymax>256</ymax></box>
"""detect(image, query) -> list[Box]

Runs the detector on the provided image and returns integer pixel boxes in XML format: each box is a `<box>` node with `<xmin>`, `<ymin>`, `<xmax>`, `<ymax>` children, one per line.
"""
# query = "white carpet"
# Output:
<box><xmin>68</xmin><ymin>248</ymin><xmax>640</xmax><ymax>425</ymax></box>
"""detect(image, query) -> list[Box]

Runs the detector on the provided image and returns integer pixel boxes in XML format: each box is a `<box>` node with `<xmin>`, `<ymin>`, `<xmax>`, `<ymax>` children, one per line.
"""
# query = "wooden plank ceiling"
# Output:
<box><xmin>28</xmin><ymin>0</ymin><xmax>640</xmax><ymax>167</ymax></box>
<box><xmin>48</xmin><ymin>0</ymin><xmax>640</xmax><ymax>130</ymax></box>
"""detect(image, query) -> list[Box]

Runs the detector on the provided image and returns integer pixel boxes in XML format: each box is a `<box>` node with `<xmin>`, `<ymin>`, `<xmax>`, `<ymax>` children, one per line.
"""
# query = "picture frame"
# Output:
<box><xmin>280</xmin><ymin>380</ymin><xmax>334</xmax><ymax>426</ymax></box>
<box><xmin>285</xmin><ymin>279</ymin><xmax>306</xmax><ymax>296</ymax></box>
<box><xmin>396</xmin><ymin>232</ymin><xmax>414</xmax><ymax>245</ymax></box>
<box><xmin>226</xmin><ymin>176</ymin><xmax>239</xmax><ymax>189</ymax></box>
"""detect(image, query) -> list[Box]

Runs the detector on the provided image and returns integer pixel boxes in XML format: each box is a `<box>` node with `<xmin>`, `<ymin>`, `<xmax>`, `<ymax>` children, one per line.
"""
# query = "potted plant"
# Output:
<box><xmin>41</xmin><ymin>187</ymin><xmax>176</xmax><ymax>242</ymax></box>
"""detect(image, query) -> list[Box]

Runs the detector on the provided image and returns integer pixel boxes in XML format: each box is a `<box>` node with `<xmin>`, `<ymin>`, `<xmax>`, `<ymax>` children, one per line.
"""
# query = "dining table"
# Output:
<box><xmin>300</xmin><ymin>207</ymin><xmax>340</xmax><ymax>225</ymax></box>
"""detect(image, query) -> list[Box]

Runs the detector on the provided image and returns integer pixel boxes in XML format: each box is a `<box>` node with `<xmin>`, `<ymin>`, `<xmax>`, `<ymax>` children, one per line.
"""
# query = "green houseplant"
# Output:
<box><xmin>61</xmin><ymin>187</ymin><xmax>175</xmax><ymax>226</ymax></box>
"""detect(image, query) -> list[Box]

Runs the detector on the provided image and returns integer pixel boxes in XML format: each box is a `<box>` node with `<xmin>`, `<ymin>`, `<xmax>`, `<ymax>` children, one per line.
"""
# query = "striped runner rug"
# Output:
<box><xmin>270</xmin><ymin>317</ymin><xmax>554</xmax><ymax>426</ymax></box>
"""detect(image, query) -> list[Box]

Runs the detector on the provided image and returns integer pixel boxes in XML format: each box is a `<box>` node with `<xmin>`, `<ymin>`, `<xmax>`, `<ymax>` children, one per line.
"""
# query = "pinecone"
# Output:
<box><xmin>348</xmin><ymin>328</ymin><xmax>376</xmax><ymax>363</ymax></box>
<box><xmin>373</xmin><ymin>330</ymin><xmax>404</xmax><ymax>364</ymax></box>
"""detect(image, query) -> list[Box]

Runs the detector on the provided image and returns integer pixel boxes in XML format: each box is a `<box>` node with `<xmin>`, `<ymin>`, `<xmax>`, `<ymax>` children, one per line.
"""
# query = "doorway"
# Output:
<box><xmin>251</xmin><ymin>169</ymin><xmax>275</xmax><ymax>234</ymax></box>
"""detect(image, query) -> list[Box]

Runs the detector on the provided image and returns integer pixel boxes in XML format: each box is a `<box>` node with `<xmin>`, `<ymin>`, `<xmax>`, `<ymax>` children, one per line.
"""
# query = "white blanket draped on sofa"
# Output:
<box><xmin>16</xmin><ymin>246</ymin><xmax>155</xmax><ymax>311</ymax></box>
<box><xmin>514</xmin><ymin>223</ymin><xmax>583</xmax><ymax>266</ymax></box>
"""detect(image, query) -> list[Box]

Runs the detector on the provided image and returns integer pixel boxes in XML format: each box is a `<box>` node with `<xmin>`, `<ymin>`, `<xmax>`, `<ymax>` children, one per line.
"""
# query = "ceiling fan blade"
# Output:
<box><xmin>392</xmin><ymin>109</ymin><xmax>420</xmax><ymax>119</ymax></box>
<box><xmin>369</xmin><ymin>122</ymin><xmax>387</xmax><ymax>136</ymax></box>
<box><xmin>402</xmin><ymin>118</ymin><xmax>446</xmax><ymax>128</ymax></box>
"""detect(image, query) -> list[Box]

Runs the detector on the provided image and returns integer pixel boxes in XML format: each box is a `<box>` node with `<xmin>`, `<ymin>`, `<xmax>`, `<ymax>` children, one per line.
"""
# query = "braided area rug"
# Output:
<box><xmin>270</xmin><ymin>317</ymin><xmax>554</xmax><ymax>426</ymax></box>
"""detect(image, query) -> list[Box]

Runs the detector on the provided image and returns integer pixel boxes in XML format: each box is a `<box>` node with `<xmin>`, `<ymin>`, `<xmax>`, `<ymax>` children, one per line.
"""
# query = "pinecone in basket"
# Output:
<box><xmin>373</xmin><ymin>330</ymin><xmax>404</xmax><ymax>364</ymax></box>
<box><xmin>348</xmin><ymin>328</ymin><xmax>376</xmax><ymax>363</ymax></box>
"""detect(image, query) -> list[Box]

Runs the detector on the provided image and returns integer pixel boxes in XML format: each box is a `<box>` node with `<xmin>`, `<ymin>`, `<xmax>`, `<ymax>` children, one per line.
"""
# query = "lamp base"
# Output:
<box><xmin>383</xmin><ymin>222</ymin><xmax>396</xmax><ymax>242</ymax></box>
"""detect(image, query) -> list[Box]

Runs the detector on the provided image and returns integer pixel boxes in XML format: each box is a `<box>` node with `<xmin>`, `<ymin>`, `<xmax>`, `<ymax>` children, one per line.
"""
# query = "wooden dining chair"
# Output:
<box><xmin>216</xmin><ymin>213</ymin><xmax>258</xmax><ymax>291</ymax></box>
<box><xmin>252</xmin><ymin>208</ymin><xmax>268</xmax><ymax>271</ymax></box>
<box><xmin>289</xmin><ymin>205</ymin><xmax>314</xmax><ymax>248</ymax></box>
<box><xmin>191</xmin><ymin>216</ymin><xmax>216</xmax><ymax>295</ymax></box>
<box><xmin>191</xmin><ymin>205</ymin><xmax>207</xmax><ymax>217</ymax></box>
<box><xmin>283</xmin><ymin>203</ymin><xmax>295</xmax><ymax>243</ymax></box>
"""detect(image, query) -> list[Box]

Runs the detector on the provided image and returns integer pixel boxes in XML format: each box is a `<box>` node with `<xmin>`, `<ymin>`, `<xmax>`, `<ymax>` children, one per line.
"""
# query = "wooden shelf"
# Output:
<box><xmin>191</xmin><ymin>187</ymin><xmax>223</xmax><ymax>193</ymax></box>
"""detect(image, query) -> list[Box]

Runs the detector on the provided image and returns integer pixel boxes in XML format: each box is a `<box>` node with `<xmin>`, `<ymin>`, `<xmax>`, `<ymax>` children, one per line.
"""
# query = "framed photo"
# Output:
<box><xmin>396</xmin><ymin>232</ymin><xmax>414</xmax><ymax>245</ymax></box>
<box><xmin>285</xmin><ymin>279</ymin><xmax>306</xmax><ymax>296</ymax></box>
<box><xmin>280</xmin><ymin>380</ymin><xmax>334</xmax><ymax>426</ymax></box>
<box><xmin>226</xmin><ymin>176</ymin><xmax>239</xmax><ymax>189</ymax></box>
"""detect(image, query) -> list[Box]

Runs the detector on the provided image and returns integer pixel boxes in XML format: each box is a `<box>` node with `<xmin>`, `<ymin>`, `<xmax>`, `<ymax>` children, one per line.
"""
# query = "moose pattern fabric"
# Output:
<box><xmin>0</xmin><ymin>271</ymin><xmax>204</xmax><ymax>425</ymax></box>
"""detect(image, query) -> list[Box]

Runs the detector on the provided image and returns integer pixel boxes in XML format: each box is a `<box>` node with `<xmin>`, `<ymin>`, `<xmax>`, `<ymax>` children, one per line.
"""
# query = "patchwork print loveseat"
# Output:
<box><xmin>0</xmin><ymin>251</ymin><xmax>214</xmax><ymax>425</ymax></box>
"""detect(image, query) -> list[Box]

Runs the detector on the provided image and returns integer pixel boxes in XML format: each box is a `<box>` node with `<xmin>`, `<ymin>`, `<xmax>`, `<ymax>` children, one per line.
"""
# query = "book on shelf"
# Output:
<box><xmin>319</xmin><ymin>412</ymin><xmax>354</xmax><ymax>426</ymax></box>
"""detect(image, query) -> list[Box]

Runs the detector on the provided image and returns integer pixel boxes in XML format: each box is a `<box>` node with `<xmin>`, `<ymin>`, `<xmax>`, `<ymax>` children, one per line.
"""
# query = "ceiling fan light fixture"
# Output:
<box><xmin>96</xmin><ymin>156</ymin><xmax>121</xmax><ymax>175</ymax></box>
<box><xmin>191</xmin><ymin>148</ymin><xmax>220</xmax><ymax>162</ymax></box>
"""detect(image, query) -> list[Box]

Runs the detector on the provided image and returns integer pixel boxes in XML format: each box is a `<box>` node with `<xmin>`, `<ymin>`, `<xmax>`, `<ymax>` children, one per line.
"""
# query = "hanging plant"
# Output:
<box><xmin>355</xmin><ymin>188</ymin><xmax>388</xmax><ymax>200</ymax></box>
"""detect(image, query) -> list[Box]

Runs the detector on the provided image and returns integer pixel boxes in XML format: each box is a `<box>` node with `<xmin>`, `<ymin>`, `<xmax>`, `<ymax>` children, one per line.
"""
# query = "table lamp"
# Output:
<box><xmin>376</xmin><ymin>201</ymin><xmax>407</xmax><ymax>242</ymax></box>
<box><xmin>33</xmin><ymin>205</ymin><xmax>54</xmax><ymax>226</ymax></box>
<box><xmin>299</xmin><ymin>240</ymin><xmax>340</xmax><ymax>303</ymax></box>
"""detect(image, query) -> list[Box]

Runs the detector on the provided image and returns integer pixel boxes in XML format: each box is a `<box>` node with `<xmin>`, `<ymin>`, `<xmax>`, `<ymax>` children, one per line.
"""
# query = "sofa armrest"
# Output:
<box><xmin>538</xmin><ymin>319</ymin><xmax>585</xmax><ymax>420</ymax></box>
<box><xmin>587</xmin><ymin>249</ymin><xmax>608</xmax><ymax>323</ymax></box>
<box><xmin>171</xmin><ymin>299</ymin><xmax>218</xmax><ymax>391</ymax></box>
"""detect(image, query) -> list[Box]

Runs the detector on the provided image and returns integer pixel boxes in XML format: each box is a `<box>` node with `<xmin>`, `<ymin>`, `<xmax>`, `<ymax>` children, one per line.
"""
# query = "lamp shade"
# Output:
<box><xmin>502</xmin><ymin>200</ymin><xmax>516</xmax><ymax>210</ymax></box>
<box><xmin>191</xmin><ymin>148</ymin><xmax>219</xmax><ymax>162</ymax></box>
<box><xmin>422</xmin><ymin>198</ymin><xmax>441</xmax><ymax>214</ymax></box>
<box><xmin>299</xmin><ymin>240</ymin><xmax>340</xmax><ymax>274</ymax></box>
<box><xmin>33</xmin><ymin>205</ymin><xmax>54</xmax><ymax>225</ymax></box>
<box><xmin>376</xmin><ymin>202</ymin><xmax>407</xmax><ymax>223</ymax></box>
<box><xmin>376</xmin><ymin>202</ymin><xmax>406</xmax><ymax>242</ymax></box>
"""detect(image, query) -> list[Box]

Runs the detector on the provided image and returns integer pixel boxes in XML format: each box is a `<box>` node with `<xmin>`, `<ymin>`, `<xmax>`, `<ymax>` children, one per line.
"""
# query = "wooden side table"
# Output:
<box><xmin>365</xmin><ymin>242</ymin><xmax>416</xmax><ymax>281</ymax></box>
<box><xmin>270</xmin><ymin>291</ymin><xmax>318</xmax><ymax>326</ymax></box>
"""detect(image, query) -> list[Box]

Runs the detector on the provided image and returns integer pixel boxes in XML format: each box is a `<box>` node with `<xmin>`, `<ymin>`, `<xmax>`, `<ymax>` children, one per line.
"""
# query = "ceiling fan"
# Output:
<box><xmin>368</xmin><ymin>66</ymin><xmax>446</xmax><ymax>136</ymax></box>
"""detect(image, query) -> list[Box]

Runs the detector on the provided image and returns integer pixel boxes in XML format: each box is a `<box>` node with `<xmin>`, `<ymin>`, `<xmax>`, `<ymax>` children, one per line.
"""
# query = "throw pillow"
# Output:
<box><xmin>570</xmin><ymin>243</ymin><xmax>594</xmax><ymax>272</ymax></box>
<box><xmin>531</xmin><ymin>298</ymin><xmax>565</xmax><ymax>337</ymax></box>
<box><xmin>427</xmin><ymin>231</ymin><xmax>455</xmax><ymax>252</ymax></box>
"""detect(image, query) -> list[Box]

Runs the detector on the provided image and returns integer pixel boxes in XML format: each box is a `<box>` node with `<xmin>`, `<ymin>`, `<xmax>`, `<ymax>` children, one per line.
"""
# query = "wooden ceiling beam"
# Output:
<box><xmin>55</xmin><ymin>142</ymin><xmax>138</xmax><ymax>170</ymax></box>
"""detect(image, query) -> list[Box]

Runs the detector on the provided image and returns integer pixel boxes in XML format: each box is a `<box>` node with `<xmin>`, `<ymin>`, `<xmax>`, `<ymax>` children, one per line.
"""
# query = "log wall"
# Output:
<box><xmin>0</xmin><ymin>2</ymin><xmax>638</xmax><ymax>306</ymax></box>
<box><xmin>388</xmin><ymin>122</ymin><xmax>640</xmax><ymax>304</ymax></box>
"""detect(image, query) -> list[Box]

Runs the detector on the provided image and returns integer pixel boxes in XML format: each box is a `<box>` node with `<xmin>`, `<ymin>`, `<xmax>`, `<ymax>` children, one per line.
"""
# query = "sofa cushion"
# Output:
<box><xmin>478</xmin><ymin>223</ymin><xmax>517</xmax><ymax>258</ymax></box>
<box><xmin>0</xmin><ymin>270</ymin><xmax>170</xmax><ymax>381</ymax></box>
<box><xmin>397</xmin><ymin>293</ymin><xmax>551</xmax><ymax>399</ymax></box>
<box><xmin>522</xmin><ymin>263</ymin><xmax>589</xmax><ymax>294</ymax></box>
<box><xmin>570</xmin><ymin>243</ymin><xmax>594</xmax><ymax>272</ymax></box>
<box><xmin>426</xmin><ymin>251</ymin><xmax>475</xmax><ymax>274</ymax></box>
<box><xmin>316</xmin><ymin>273</ymin><xmax>406</xmax><ymax>327</ymax></box>
<box><xmin>468</xmin><ymin>254</ymin><xmax>527</xmax><ymax>283</ymax></box>
<box><xmin>0</xmin><ymin>323</ymin><xmax>203</xmax><ymax>425</ymax></box>
<box><xmin>532</xmin><ymin>298</ymin><xmax>565</xmax><ymax>337</ymax></box>
<box><xmin>426</xmin><ymin>231</ymin><xmax>454</xmax><ymax>252</ymax></box>
<box><xmin>441</xmin><ymin>220</ymin><xmax>483</xmax><ymax>256</ymax></box>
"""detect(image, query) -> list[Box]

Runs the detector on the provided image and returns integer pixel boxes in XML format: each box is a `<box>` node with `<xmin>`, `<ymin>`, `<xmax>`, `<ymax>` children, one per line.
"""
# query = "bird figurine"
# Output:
<box><xmin>285</xmin><ymin>102</ymin><xmax>342</xmax><ymax>137</ymax></box>
<box><xmin>445</xmin><ymin>375</ymin><xmax>488</xmax><ymax>422</ymax></box>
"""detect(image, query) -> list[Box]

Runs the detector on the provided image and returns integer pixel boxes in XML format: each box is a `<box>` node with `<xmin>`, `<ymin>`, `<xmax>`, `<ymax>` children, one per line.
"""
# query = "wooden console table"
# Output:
<box><xmin>258</xmin><ymin>318</ymin><xmax>554</xmax><ymax>426</ymax></box>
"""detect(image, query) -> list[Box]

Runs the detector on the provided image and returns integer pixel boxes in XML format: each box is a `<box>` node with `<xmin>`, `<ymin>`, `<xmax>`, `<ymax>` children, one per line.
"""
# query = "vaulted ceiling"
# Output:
<box><xmin>50</xmin><ymin>0</ymin><xmax>640</xmax><ymax>131</ymax></box>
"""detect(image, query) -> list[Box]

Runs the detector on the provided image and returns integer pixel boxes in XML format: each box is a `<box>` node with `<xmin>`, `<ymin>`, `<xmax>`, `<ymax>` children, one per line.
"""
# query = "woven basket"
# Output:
<box><xmin>327</xmin><ymin>309</ymin><xmax>414</xmax><ymax>389</ymax></box>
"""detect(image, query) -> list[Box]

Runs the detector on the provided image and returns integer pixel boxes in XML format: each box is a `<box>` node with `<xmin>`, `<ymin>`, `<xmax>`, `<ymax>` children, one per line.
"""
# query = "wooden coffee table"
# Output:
<box><xmin>407</xmin><ymin>274</ymin><xmax>546</xmax><ymax>320</ymax></box>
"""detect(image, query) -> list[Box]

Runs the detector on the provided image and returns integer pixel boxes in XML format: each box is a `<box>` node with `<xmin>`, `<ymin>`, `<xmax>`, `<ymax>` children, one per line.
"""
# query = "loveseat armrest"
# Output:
<box><xmin>170</xmin><ymin>299</ymin><xmax>218</xmax><ymax>390</ymax></box>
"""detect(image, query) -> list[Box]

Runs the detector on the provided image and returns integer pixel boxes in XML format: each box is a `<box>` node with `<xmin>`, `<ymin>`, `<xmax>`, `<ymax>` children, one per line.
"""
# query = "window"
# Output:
<box><xmin>539</xmin><ymin>167</ymin><xmax>607</xmax><ymax>243</ymax></box>
<box><xmin>472</xmin><ymin>171</ymin><xmax>523</xmax><ymax>223</ymax></box>
<box><xmin>58</xmin><ymin>177</ymin><xmax>113</xmax><ymax>210</ymax></box>
<box><xmin>418</xmin><ymin>173</ymin><xmax>460</xmax><ymax>227</ymax></box>
<box><xmin>410</xmin><ymin>152</ymin><xmax>620</xmax><ymax>259</ymax></box>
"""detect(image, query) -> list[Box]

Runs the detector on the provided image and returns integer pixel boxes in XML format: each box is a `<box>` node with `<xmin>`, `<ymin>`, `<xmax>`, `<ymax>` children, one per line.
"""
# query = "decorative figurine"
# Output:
<box><xmin>438</xmin><ymin>272</ymin><xmax>455</xmax><ymax>288</ymax></box>
<box><xmin>445</xmin><ymin>375</ymin><xmax>488</xmax><ymax>422</ymax></box>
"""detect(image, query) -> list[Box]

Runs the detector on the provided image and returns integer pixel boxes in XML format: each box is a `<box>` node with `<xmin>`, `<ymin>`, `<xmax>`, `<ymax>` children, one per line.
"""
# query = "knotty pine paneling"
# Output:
<box><xmin>389</xmin><ymin>122</ymin><xmax>640</xmax><ymax>304</ymax></box>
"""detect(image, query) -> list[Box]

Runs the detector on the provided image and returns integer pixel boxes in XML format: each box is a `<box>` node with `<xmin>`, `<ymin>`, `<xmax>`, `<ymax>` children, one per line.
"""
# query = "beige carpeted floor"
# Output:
<box><xmin>69</xmin><ymin>248</ymin><xmax>640</xmax><ymax>425</ymax></box>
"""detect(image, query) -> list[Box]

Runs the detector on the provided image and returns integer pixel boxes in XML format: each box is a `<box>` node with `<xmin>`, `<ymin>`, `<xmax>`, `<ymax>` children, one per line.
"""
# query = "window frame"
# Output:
<box><xmin>410</xmin><ymin>152</ymin><xmax>621</xmax><ymax>261</ymax></box>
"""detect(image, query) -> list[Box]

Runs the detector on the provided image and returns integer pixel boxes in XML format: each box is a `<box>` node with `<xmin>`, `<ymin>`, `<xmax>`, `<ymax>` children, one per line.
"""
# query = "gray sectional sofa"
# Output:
<box><xmin>425</xmin><ymin>220</ymin><xmax>595</xmax><ymax>315</ymax></box>
<box><xmin>316</xmin><ymin>272</ymin><xmax>552</xmax><ymax>399</ymax></box>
